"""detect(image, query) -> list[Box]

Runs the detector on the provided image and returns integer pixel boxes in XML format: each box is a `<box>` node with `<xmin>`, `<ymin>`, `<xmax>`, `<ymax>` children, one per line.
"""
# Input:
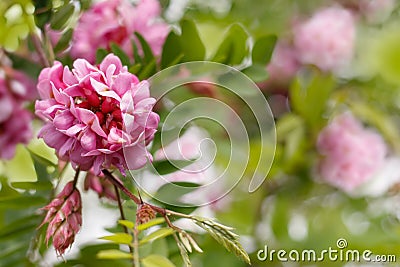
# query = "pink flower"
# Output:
<box><xmin>71</xmin><ymin>0</ymin><xmax>169</xmax><ymax>63</ymax></box>
<box><xmin>317</xmin><ymin>113</ymin><xmax>387</xmax><ymax>192</ymax></box>
<box><xmin>359</xmin><ymin>0</ymin><xmax>395</xmax><ymax>23</ymax></box>
<box><xmin>35</xmin><ymin>54</ymin><xmax>159</xmax><ymax>175</ymax></box>
<box><xmin>1</xmin><ymin>66</ymin><xmax>37</xmax><ymax>101</ymax></box>
<box><xmin>293</xmin><ymin>6</ymin><xmax>356</xmax><ymax>73</ymax></box>
<box><xmin>39</xmin><ymin>181</ymin><xmax>82</xmax><ymax>256</ymax></box>
<box><xmin>264</xmin><ymin>40</ymin><xmax>300</xmax><ymax>89</ymax></box>
<box><xmin>0</xmin><ymin>77</ymin><xmax>14</xmax><ymax>123</ymax></box>
<box><xmin>84</xmin><ymin>171</ymin><xmax>117</xmax><ymax>201</ymax></box>
<box><xmin>0</xmin><ymin>108</ymin><xmax>32</xmax><ymax>159</ymax></box>
<box><xmin>0</xmin><ymin>66</ymin><xmax>35</xmax><ymax>159</ymax></box>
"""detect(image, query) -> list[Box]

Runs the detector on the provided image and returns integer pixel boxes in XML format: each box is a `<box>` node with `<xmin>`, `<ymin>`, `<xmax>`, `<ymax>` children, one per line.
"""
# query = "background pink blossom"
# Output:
<box><xmin>71</xmin><ymin>0</ymin><xmax>169</xmax><ymax>63</ymax></box>
<box><xmin>264</xmin><ymin>40</ymin><xmax>300</xmax><ymax>89</ymax></box>
<box><xmin>317</xmin><ymin>113</ymin><xmax>387</xmax><ymax>192</ymax></box>
<box><xmin>0</xmin><ymin>66</ymin><xmax>35</xmax><ymax>159</ymax></box>
<box><xmin>293</xmin><ymin>6</ymin><xmax>356</xmax><ymax>73</ymax></box>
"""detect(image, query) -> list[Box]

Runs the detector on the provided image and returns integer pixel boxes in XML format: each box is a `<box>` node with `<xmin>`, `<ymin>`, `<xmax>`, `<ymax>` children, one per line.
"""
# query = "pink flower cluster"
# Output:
<box><xmin>265</xmin><ymin>40</ymin><xmax>301</xmax><ymax>89</ymax></box>
<box><xmin>71</xmin><ymin>0</ymin><xmax>169</xmax><ymax>63</ymax></box>
<box><xmin>293</xmin><ymin>6</ymin><xmax>356</xmax><ymax>73</ymax></box>
<box><xmin>317</xmin><ymin>113</ymin><xmax>387</xmax><ymax>192</ymax></box>
<box><xmin>35</xmin><ymin>54</ymin><xmax>159</xmax><ymax>175</ymax></box>
<box><xmin>0</xmin><ymin>65</ymin><xmax>35</xmax><ymax>159</ymax></box>
<box><xmin>264</xmin><ymin>6</ymin><xmax>356</xmax><ymax>89</ymax></box>
<box><xmin>40</xmin><ymin>181</ymin><xmax>82</xmax><ymax>255</ymax></box>
<box><xmin>359</xmin><ymin>0</ymin><xmax>395</xmax><ymax>23</ymax></box>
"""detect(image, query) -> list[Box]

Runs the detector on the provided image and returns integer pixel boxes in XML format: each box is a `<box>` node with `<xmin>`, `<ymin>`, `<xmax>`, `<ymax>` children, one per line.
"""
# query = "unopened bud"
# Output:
<box><xmin>39</xmin><ymin>181</ymin><xmax>82</xmax><ymax>256</ymax></box>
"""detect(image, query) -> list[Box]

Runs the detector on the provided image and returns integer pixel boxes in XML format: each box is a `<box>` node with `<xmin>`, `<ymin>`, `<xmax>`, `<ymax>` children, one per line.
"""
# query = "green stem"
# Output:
<box><xmin>31</xmin><ymin>33</ymin><xmax>50</xmax><ymax>67</ymax></box>
<box><xmin>133</xmin><ymin>207</ymin><xmax>141</xmax><ymax>267</ymax></box>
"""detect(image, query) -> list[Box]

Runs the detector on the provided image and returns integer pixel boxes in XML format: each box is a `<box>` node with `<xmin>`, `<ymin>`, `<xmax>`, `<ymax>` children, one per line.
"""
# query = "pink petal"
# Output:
<box><xmin>80</xmin><ymin>130</ymin><xmax>97</xmax><ymax>151</ymax></box>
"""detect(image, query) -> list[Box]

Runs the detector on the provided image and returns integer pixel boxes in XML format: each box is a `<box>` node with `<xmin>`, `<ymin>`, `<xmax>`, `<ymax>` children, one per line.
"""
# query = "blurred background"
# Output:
<box><xmin>2</xmin><ymin>0</ymin><xmax>400</xmax><ymax>266</ymax></box>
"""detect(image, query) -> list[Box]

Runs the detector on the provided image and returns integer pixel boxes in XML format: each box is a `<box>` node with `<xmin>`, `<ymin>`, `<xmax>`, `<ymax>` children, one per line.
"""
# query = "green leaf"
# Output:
<box><xmin>4</xmin><ymin>145</ymin><xmax>36</xmax><ymax>183</ymax></box>
<box><xmin>137</xmin><ymin>217</ymin><xmax>165</xmax><ymax>231</ymax></box>
<box><xmin>139</xmin><ymin>228</ymin><xmax>175</xmax><ymax>245</ymax></box>
<box><xmin>96</xmin><ymin>48</ymin><xmax>109</xmax><ymax>64</ymax></box>
<box><xmin>138</xmin><ymin>58</ymin><xmax>157</xmax><ymax>80</ymax></box>
<box><xmin>0</xmin><ymin>214</ymin><xmax>38</xmax><ymax>239</ymax></box>
<box><xmin>129</xmin><ymin>63</ymin><xmax>142</xmax><ymax>74</ymax></box>
<box><xmin>50</xmin><ymin>3</ymin><xmax>75</xmax><ymax>30</ymax></box>
<box><xmin>110</xmin><ymin>43</ymin><xmax>131</xmax><ymax>66</ymax></box>
<box><xmin>180</xmin><ymin>19</ymin><xmax>206</xmax><ymax>61</ymax></box>
<box><xmin>0</xmin><ymin>195</ymin><xmax>47</xmax><ymax>210</ymax></box>
<box><xmin>152</xmin><ymin>182</ymin><xmax>200</xmax><ymax>214</ymax></box>
<box><xmin>242</xmin><ymin>64</ymin><xmax>269</xmax><ymax>83</ymax></box>
<box><xmin>161</xmin><ymin>31</ymin><xmax>183</xmax><ymax>68</ymax></box>
<box><xmin>176</xmin><ymin>237</ymin><xmax>192</xmax><ymax>267</ymax></box>
<box><xmin>155</xmin><ymin>182</ymin><xmax>200</xmax><ymax>202</ymax></box>
<box><xmin>100</xmin><ymin>233</ymin><xmax>133</xmax><ymax>245</ymax></box>
<box><xmin>53</xmin><ymin>28</ymin><xmax>73</xmax><ymax>54</ymax></box>
<box><xmin>191</xmin><ymin>217</ymin><xmax>251</xmax><ymax>265</ymax></box>
<box><xmin>141</xmin><ymin>254</ymin><xmax>176</xmax><ymax>267</ymax></box>
<box><xmin>28</xmin><ymin>149</ymin><xmax>56</xmax><ymax>168</ymax></box>
<box><xmin>132</xmin><ymin>39</ymin><xmax>143</xmax><ymax>65</ymax></box>
<box><xmin>11</xmin><ymin>181</ymin><xmax>52</xmax><ymax>191</ymax></box>
<box><xmin>151</xmin><ymin>160</ymin><xmax>194</xmax><ymax>175</ymax></box>
<box><xmin>33</xmin><ymin>0</ymin><xmax>52</xmax><ymax>29</ymax></box>
<box><xmin>28</xmin><ymin>150</ymin><xmax>57</xmax><ymax>184</ymax></box>
<box><xmin>290</xmin><ymin>71</ymin><xmax>335</xmax><ymax>131</ymax></box>
<box><xmin>212</xmin><ymin>23</ymin><xmax>249</xmax><ymax>65</ymax></box>
<box><xmin>97</xmin><ymin>249</ymin><xmax>133</xmax><ymax>260</ymax></box>
<box><xmin>134</xmin><ymin>32</ymin><xmax>155</xmax><ymax>64</ymax></box>
<box><xmin>252</xmin><ymin>35</ymin><xmax>277</xmax><ymax>64</ymax></box>
<box><xmin>118</xmin><ymin>220</ymin><xmax>135</xmax><ymax>230</ymax></box>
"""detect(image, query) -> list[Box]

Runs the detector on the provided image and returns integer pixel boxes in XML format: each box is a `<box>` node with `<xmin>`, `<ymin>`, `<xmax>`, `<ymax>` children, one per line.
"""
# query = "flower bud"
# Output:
<box><xmin>84</xmin><ymin>172</ymin><xmax>118</xmax><ymax>201</ymax></box>
<box><xmin>39</xmin><ymin>181</ymin><xmax>82</xmax><ymax>255</ymax></box>
<box><xmin>137</xmin><ymin>203</ymin><xmax>156</xmax><ymax>224</ymax></box>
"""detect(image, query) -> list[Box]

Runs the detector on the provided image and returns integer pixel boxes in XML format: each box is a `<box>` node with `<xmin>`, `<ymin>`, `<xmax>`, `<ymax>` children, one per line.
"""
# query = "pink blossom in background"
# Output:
<box><xmin>71</xmin><ymin>0</ymin><xmax>169</xmax><ymax>63</ymax></box>
<box><xmin>317</xmin><ymin>113</ymin><xmax>387</xmax><ymax>192</ymax></box>
<box><xmin>0</xmin><ymin>66</ymin><xmax>35</xmax><ymax>159</ymax></box>
<box><xmin>35</xmin><ymin>54</ymin><xmax>159</xmax><ymax>175</ymax></box>
<box><xmin>149</xmin><ymin>127</ymin><xmax>230</xmax><ymax>209</ymax></box>
<box><xmin>0</xmin><ymin>77</ymin><xmax>14</xmax><ymax>123</ymax></box>
<box><xmin>359</xmin><ymin>0</ymin><xmax>395</xmax><ymax>23</ymax></box>
<box><xmin>293</xmin><ymin>6</ymin><xmax>356</xmax><ymax>73</ymax></box>
<box><xmin>40</xmin><ymin>181</ymin><xmax>82</xmax><ymax>256</ymax></box>
<box><xmin>0</xmin><ymin>108</ymin><xmax>32</xmax><ymax>159</ymax></box>
<box><xmin>265</xmin><ymin>40</ymin><xmax>300</xmax><ymax>88</ymax></box>
<box><xmin>2</xmin><ymin>66</ymin><xmax>37</xmax><ymax>101</ymax></box>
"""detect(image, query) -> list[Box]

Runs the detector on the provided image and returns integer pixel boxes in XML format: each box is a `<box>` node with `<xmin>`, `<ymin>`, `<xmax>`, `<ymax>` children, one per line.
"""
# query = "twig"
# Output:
<box><xmin>101</xmin><ymin>170</ymin><xmax>198</xmax><ymax>221</ymax></box>
<box><xmin>31</xmin><ymin>33</ymin><xmax>50</xmax><ymax>67</ymax></box>
<box><xmin>102</xmin><ymin>170</ymin><xmax>141</xmax><ymax>204</ymax></box>
<box><xmin>72</xmin><ymin>168</ymin><xmax>80</xmax><ymax>188</ymax></box>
